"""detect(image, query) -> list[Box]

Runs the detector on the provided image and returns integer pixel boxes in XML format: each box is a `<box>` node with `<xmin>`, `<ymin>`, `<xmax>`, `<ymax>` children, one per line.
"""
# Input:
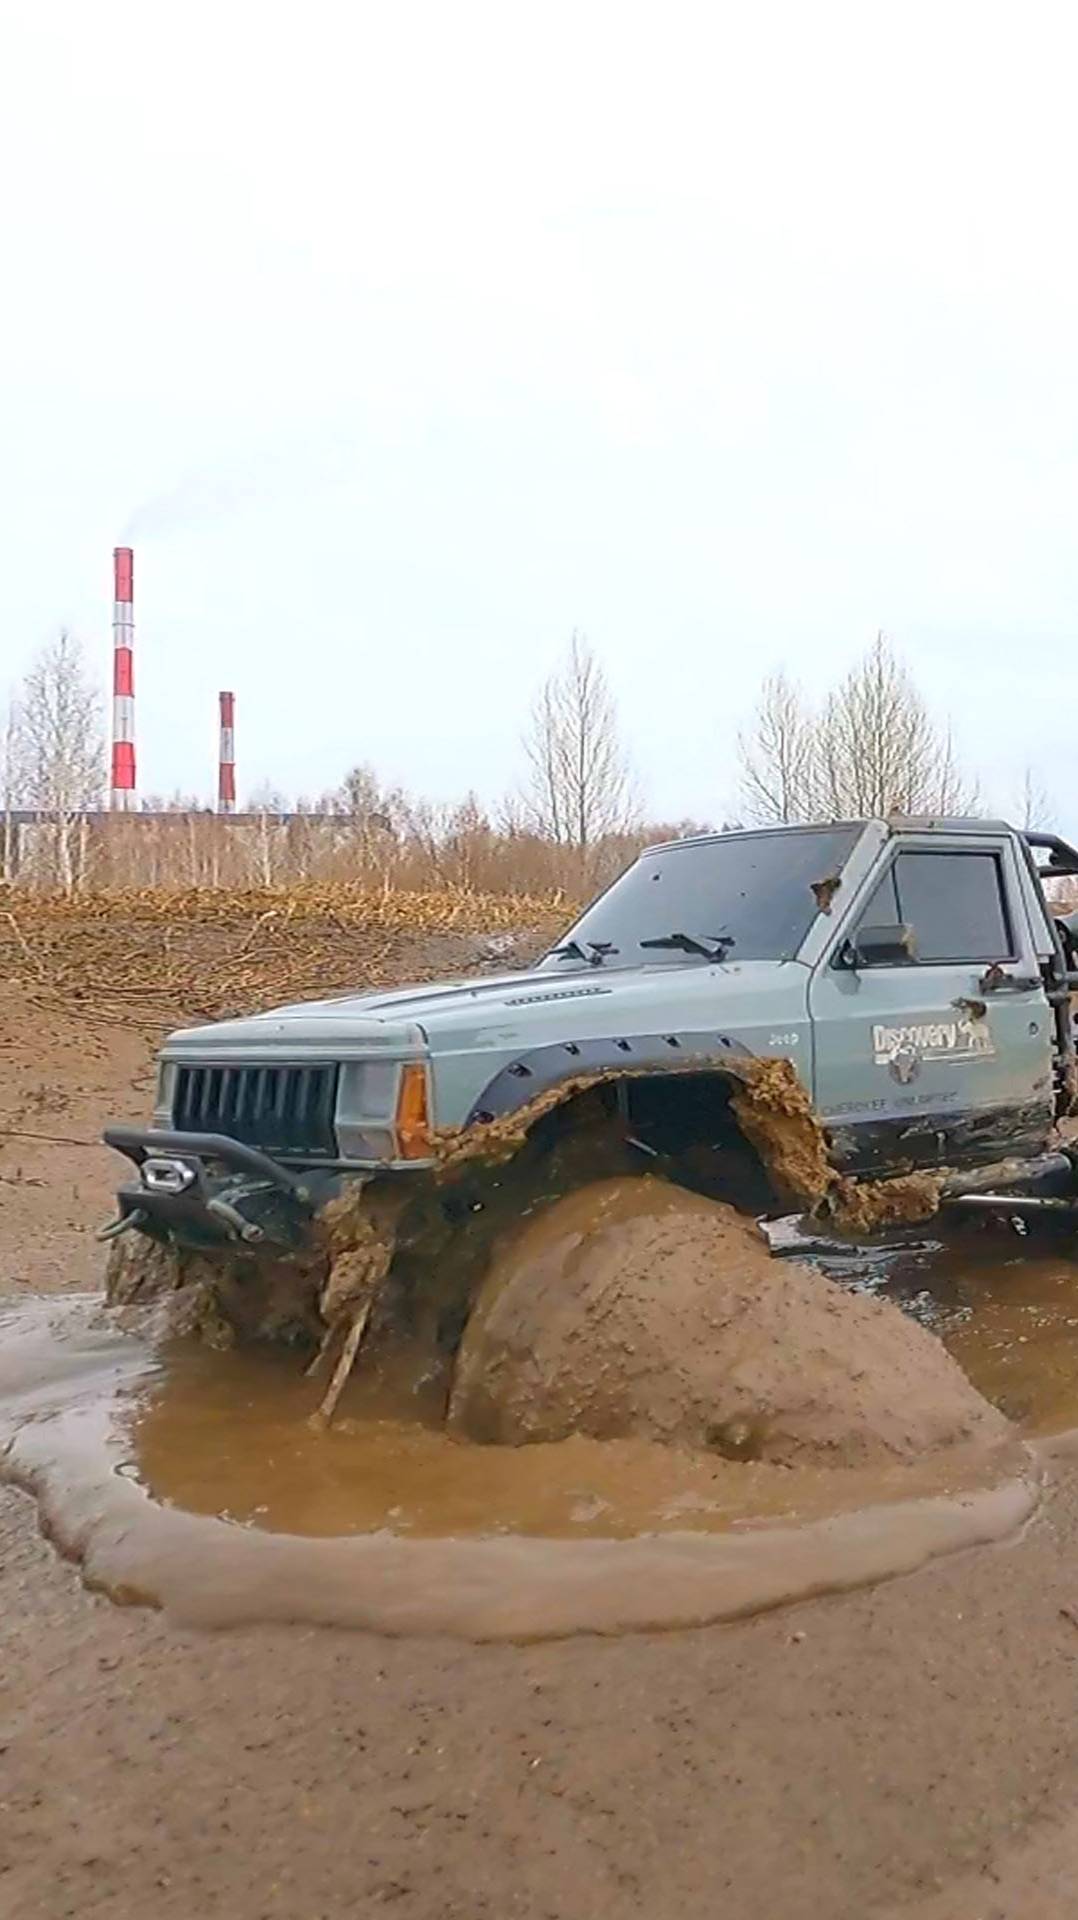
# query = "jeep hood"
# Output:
<box><xmin>162</xmin><ymin>960</ymin><xmax>808</xmax><ymax>1060</ymax></box>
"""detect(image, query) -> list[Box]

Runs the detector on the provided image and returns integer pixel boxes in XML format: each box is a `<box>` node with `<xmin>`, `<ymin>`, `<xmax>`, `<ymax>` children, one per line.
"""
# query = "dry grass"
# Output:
<box><xmin>0</xmin><ymin>886</ymin><xmax>572</xmax><ymax>1030</ymax></box>
<box><xmin>6</xmin><ymin>883</ymin><xmax>568</xmax><ymax>929</ymax></box>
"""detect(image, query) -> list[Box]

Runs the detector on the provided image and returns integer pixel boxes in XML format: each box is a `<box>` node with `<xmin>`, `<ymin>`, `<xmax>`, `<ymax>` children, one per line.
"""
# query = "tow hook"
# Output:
<box><xmin>96</xmin><ymin>1207</ymin><xmax>149</xmax><ymax>1243</ymax></box>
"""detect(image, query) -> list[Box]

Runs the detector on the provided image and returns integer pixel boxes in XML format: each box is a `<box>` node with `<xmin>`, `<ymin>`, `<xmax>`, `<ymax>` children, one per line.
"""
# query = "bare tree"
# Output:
<box><xmin>813</xmin><ymin>635</ymin><xmax>975</xmax><ymax>819</ymax></box>
<box><xmin>1</xmin><ymin>695</ymin><xmax>24</xmax><ymax>883</ymax></box>
<box><xmin>331</xmin><ymin>763</ymin><xmax>404</xmax><ymax>892</ymax></box>
<box><xmin>239</xmin><ymin>781</ymin><xmax>290</xmax><ymax>887</ymax></box>
<box><xmin>13</xmin><ymin>632</ymin><xmax>104</xmax><ymax>893</ymax></box>
<box><xmin>522</xmin><ymin>633</ymin><xmax>637</xmax><ymax>866</ymax></box>
<box><xmin>332</xmin><ymin>762</ymin><xmax>405</xmax><ymax>834</ymax></box>
<box><xmin>1014</xmin><ymin>764</ymin><xmax>1054</xmax><ymax>832</ymax></box>
<box><xmin>738</xmin><ymin>672</ymin><xmax>814</xmax><ymax>823</ymax></box>
<box><xmin>739</xmin><ymin>635</ymin><xmax>977</xmax><ymax>825</ymax></box>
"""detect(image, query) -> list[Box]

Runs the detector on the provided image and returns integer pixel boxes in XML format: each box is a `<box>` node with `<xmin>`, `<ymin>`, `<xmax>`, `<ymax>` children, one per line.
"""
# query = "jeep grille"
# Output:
<box><xmin>172</xmin><ymin>1063</ymin><xmax>340</xmax><ymax>1157</ymax></box>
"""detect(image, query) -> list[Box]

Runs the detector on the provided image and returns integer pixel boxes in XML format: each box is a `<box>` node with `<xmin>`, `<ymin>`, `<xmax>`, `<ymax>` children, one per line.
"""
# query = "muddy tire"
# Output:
<box><xmin>448</xmin><ymin>1174</ymin><xmax>1008</xmax><ymax>1464</ymax></box>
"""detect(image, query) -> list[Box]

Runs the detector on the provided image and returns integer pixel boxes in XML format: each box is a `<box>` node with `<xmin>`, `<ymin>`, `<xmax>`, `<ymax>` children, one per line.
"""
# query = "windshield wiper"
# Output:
<box><xmin>640</xmin><ymin>932</ymin><xmax>736</xmax><ymax>961</ymax></box>
<box><xmin>548</xmin><ymin>940</ymin><xmax>619</xmax><ymax>967</ymax></box>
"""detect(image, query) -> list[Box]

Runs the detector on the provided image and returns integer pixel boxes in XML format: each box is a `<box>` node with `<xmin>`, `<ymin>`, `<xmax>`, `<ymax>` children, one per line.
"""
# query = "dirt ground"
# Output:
<box><xmin>7</xmin><ymin>932</ymin><xmax>1078</xmax><ymax>1918</ymax></box>
<box><xmin>0</xmin><ymin>910</ymin><xmax>548</xmax><ymax>1293</ymax></box>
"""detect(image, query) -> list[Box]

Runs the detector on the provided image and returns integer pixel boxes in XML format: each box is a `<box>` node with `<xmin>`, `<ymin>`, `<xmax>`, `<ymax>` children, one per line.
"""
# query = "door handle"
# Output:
<box><xmin>978</xmin><ymin>964</ymin><xmax>1042</xmax><ymax>994</ymax></box>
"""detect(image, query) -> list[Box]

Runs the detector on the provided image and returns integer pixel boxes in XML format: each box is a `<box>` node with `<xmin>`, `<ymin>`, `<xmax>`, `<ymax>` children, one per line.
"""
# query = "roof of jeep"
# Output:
<box><xmin>643</xmin><ymin>818</ymin><xmax>1017</xmax><ymax>855</ymax></box>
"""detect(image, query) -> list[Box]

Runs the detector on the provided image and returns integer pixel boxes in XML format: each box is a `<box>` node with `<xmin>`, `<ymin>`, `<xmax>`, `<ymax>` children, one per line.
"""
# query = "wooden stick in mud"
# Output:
<box><xmin>309</xmin><ymin>1300</ymin><xmax>372</xmax><ymax>1430</ymax></box>
<box><xmin>304</xmin><ymin>1322</ymin><xmax>338</xmax><ymax>1378</ymax></box>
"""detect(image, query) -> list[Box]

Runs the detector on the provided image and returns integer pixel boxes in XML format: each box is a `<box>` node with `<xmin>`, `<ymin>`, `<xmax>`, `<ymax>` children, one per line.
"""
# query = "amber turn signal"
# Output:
<box><xmin>395</xmin><ymin>1062</ymin><xmax>432</xmax><ymax>1159</ymax></box>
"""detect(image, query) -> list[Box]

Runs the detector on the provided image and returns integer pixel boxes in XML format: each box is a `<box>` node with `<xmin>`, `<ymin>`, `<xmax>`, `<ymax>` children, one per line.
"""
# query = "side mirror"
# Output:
<box><xmin>836</xmin><ymin>923</ymin><xmax>918</xmax><ymax>970</ymax></box>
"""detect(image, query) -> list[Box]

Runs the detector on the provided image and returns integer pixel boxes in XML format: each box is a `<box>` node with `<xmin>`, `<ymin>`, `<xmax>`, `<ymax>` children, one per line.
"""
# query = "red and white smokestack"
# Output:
<box><xmin>111</xmin><ymin>546</ymin><xmax>136</xmax><ymax>810</ymax></box>
<box><xmin>218</xmin><ymin>691</ymin><xmax>236</xmax><ymax>813</ymax></box>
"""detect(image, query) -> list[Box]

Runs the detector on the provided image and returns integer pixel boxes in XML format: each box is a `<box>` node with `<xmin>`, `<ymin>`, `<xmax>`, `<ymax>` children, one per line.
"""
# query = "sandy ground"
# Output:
<box><xmin>7</xmin><ymin>963</ymin><xmax>1078</xmax><ymax>1916</ymax></box>
<box><xmin>0</xmin><ymin>987</ymin><xmax>155</xmax><ymax>1292</ymax></box>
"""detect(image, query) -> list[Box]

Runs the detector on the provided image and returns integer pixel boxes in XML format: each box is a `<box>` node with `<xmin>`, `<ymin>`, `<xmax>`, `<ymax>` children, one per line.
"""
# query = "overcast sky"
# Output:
<box><xmin>3</xmin><ymin>1</ymin><xmax>1077</xmax><ymax>830</ymax></box>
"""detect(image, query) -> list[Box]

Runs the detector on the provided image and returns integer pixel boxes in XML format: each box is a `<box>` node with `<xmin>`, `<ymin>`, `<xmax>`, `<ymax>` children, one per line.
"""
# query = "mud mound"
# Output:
<box><xmin>448</xmin><ymin>1178</ymin><xmax>1006</xmax><ymax>1467</ymax></box>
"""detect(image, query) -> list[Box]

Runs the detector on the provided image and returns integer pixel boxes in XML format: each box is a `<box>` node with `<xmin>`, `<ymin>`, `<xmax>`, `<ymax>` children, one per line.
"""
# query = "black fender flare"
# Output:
<box><xmin>464</xmin><ymin>1030</ymin><xmax>754</xmax><ymax>1126</ymax></box>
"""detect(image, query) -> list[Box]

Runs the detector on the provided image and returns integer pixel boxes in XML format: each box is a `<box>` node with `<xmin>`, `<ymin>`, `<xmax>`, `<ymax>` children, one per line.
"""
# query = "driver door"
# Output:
<box><xmin>808</xmin><ymin>833</ymin><xmax>1054</xmax><ymax>1175</ymax></box>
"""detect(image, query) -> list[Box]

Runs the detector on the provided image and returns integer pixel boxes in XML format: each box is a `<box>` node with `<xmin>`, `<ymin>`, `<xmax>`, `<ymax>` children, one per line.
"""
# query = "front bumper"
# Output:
<box><xmin>103</xmin><ymin>1126</ymin><xmax>362</xmax><ymax>1253</ymax></box>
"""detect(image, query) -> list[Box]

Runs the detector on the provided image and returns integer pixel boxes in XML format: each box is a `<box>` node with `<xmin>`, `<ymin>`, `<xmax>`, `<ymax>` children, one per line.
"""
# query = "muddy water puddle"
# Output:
<box><xmin>819</xmin><ymin>1227</ymin><xmax>1078</xmax><ymax>1435</ymax></box>
<box><xmin>773</xmin><ymin>1215</ymin><xmax>1078</xmax><ymax>1435</ymax></box>
<box><xmin>0</xmin><ymin>1292</ymin><xmax>1038</xmax><ymax>1640</ymax></box>
<box><xmin>111</xmin><ymin>1323</ymin><xmax>1023</xmax><ymax>1540</ymax></box>
<box><xmin>4</xmin><ymin>1193</ymin><xmax>1075</xmax><ymax>1641</ymax></box>
<box><xmin>908</xmin><ymin>1236</ymin><xmax>1078</xmax><ymax>1434</ymax></box>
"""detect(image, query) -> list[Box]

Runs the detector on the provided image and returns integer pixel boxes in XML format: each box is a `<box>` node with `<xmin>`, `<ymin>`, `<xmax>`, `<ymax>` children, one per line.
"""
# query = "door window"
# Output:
<box><xmin>856</xmin><ymin>865</ymin><xmax>900</xmax><ymax>929</ymax></box>
<box><xmin>853</xmin><ymin>850</ymin><xmax>1014</xmax><ymax>964</ymax></box>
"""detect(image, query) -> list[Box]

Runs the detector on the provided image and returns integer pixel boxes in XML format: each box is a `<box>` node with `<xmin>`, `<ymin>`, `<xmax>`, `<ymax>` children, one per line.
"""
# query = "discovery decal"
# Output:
<box><xmin>872</xmin><ymin>1017</ymin><xmax>994</xmax><ymax>1083</ymax></box>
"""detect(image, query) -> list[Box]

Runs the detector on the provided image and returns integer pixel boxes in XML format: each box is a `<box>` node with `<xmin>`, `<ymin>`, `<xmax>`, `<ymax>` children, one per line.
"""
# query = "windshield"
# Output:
<box><xmin>541</xmin><ymin>826</ymin><xmax>863</xmax><ymax>968</ymax></box>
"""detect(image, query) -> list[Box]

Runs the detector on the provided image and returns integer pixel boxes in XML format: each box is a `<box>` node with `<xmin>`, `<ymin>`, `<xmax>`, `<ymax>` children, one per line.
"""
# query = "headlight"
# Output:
<box><xmin>337</xmin><ymin>1061</ymin><xmax>399</xmax><ymax>1118</ymax></box>
<box><xmin>337</xmin><ymin>1060</ymin><xmax>432</xmax><ymax>1163</ymax></box>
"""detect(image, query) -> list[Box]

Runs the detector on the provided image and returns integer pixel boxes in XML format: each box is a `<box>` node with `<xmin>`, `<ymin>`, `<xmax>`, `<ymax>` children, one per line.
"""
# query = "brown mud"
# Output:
<box><xmin>102</xmin><ymin>1053</ymin><xmax>949</xmax><ymax>1421</ymax></box>
<box><xmin>0</xmin><ymin>1294</ymin><xmax>1038</xmax><ymax>1641</ymax></box>
<box><xmin>354</xmin><ymin>1053</ymin><xmax>949</xmax><ymax>1412</ymax></box>
<box><xmin>448</xmin><ymin>1178</ymin><xmax>1006</xmax><ymax>1463</ymax></box>
<box><xmin>79</xmin><ymin>1154</ymin><xmax>1046</xmax><ymax>1642</ymax></box>
<box><xmin>13</xmin><ymin>968</ymin><xmax>1078</xmax><ymax>1912</ymax></box>
<box><xmin>432</xmin><ymin>1053</ymin><xmax>947</xmax><ymax>1229</ymax></box>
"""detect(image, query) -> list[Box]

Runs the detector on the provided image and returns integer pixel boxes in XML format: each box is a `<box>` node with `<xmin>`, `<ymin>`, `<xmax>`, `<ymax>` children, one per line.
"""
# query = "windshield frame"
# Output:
<box><xmin>539</xmin><ymin>823</ymin><xmax>872</xmax><ymax>972</ymax></box>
